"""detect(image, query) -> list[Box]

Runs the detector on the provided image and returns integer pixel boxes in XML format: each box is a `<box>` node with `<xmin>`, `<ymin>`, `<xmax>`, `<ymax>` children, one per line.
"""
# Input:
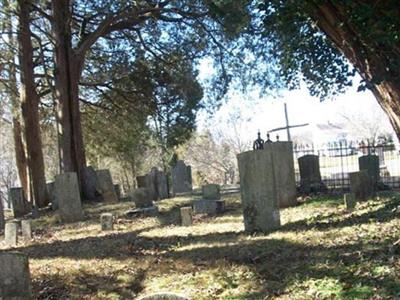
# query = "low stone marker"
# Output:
<box><xmin>216</xmin><ymin>200</ymin><xmax>225</xmax><ymax>214</ymax></box>
<box><xmin>132</xmin><ymin>188</ymin><xmax>153</xmax><ymax>208</ymax></box>
<box><xmin>193</xmin><ymin>199</ymin><xmax>217</xmax><ymax>215</ymax></box>
<box><xmin>5</xmin><ymin>221</ymin><xmax>18</xmax><ymax>247</ymax></box>
<box><xmin>202</xmin><ymin>184</ymin><xmax>221</xmax><ymax>200</ymax></box>
<box><xmin>180</xmin><ymin>207</ymin><xmax>193</xmax><ymax>226</ymax></box>
<box><xmin>21</xmin><ymin>219</ymin><xmax>32</xmax><ymax>240</ymax></box>
<box><xmin>0</xmin><ymin>252</ymin><xmax>33</xmax><ymax>299</ymax></box>
<box><xmin>9</xmin><ymin>187</ymin><xmax>31</xmax><ymax>218</ymax></box>
<box><xmin>237</xmin><ymin>149</ymin><xmax>281</xmax><ymax>233</ymax></box>
<box><xmin>349</xmin><ymin>170</ymin><xmax>375</xmax><ymax>201</ymax></box>
<box><xmin>55</xmin><ymin>172</ymin><xmax>84</xmax><ymax>222</ymax></box>
<box><xmin>100</xmin><ymin>213</ymin><xmax>113</xmax><ymax>231</ymax></box>
<box><xmin>344</xmin><ymin>193</ymin><xmax>356</xmax><ymax>210</ymax></box>
<box><xmin>96</xmin><ymin>169</ymin><xmax>119</xmax><ymax>203</ymax></box>
<box><xmin>138</xmin><ymin>292</ymin><xmax>189</xmax><ymax>300</ymax></box>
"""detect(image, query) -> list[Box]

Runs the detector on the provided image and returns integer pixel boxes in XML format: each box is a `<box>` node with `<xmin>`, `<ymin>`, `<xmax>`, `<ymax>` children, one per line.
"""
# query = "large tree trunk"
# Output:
<box><xmin>311</xmin><ymin>1</ymin><xmax>400</xmax><ymax>140</ymax></box>
<box><xmin>52</xmin><ymin>0</ymin><xmax>90</xmax><ymax>199</ymax></box>
<box><xmin>0</xmin><ymin>195</ymin><xmax>4</xmax><ymax>232</ymax></box>
<box><xmin>17</xmin><ymin>0</ymin><xmax>48</xmax><ymax>207</ymax></box>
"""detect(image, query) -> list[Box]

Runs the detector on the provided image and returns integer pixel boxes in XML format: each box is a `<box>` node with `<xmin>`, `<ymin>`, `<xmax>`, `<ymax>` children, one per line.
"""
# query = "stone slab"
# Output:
<box><xmin>180</xmin><ymin>207</ymin><xmax>193</xmax><ymax>226</ymax></box>
<box><xmin>349</xmin><ymin>170</ymin><xmax>375</xmax><ymax>201</ymax></box>
<box><xmin>298</xmin><ymin>155</ymin><xmax>325</xmax><ymax>193</ymax></box>
<box><xmin>202</xmin><ymin>184</ymin><xmax>221</xmax><ymax>200</ymax></box>
<box><xmin>193</xmin><ymin>199</ymin><xmax>217</xmax><ymax>215</ymax></box>
<box><xmin>171</xmin><ymin>160</ymin><xmax>192</xmax><ymax>194</ymax></box>
<box><xmin>55</xmin><ymin>172</ymin><xmax>84</xmax><ymax>223</ymax></box>
<box><xmin>96</xmin><ymin>169</ymin><xmax>118</xmax><ymax>203</ymax></box>
<box><xmin>9</xmin><ymin>187</ymin><xmax>31</xmax><ymax>218</ymax></box>
<box><xmin>0</xmin><ymin>252</ymin><xmax>33</xmax><ymax>299</ymax></box>
<box><xmin>359</xmin><ymin>155</ymin><xmax>380</xmax><ymax>187</ymax></box>
<box><xmin>344</xmin><ymin>193</ymin><xmax>356</xmax><ymax>210</ymax></box>
<box><xmin>21</xmin><ymin>220</ymin><xmax>32</xmax><ymax>240</ymax></box>
<box><xmin>100</xmin><ymin>213</ymin><xmax>114</xmax><ymax>231</ymax></box>
<box><xmin>125</xmin><ymin>206</ymin><xmax>159</xmax><ymax>218</ymax></box>
<box><xmin>5</xmin><ymin>221</ymin><xmax>18</xmax><ymax>247</ymax></box>
<box><xmin>132</xmin><ymin>188</ymin><xmax>153</xmax><ymax>208</ymax></box>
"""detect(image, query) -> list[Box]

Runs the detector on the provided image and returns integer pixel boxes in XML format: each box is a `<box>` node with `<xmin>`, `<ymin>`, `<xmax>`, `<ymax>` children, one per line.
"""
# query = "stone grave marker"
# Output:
<box><xmin>359</xmin><ymin>155</ymin><xmax>380</xmax><ymax>188</ymax></box>
<box><xmin>180</xmin><ymin>207</ymin><xmax>193</xmax><ymax>226</ymax></box>
<box><xmin>5</xmin><ymin>221</ymin><xmax>18</xmax><ymax>247</ymax></box>
<box><xmin>114</xmin><ymin>184</ymin><xmax>122</xmax><ymax>199</ymax></box>
<box><xmin>55</xmin><ymin>172</ymin><xmax>84</xmax><ymax>222</ymax></box>
<box><xmin>171</xmin><ymin>160</ymin><xmax>192</xmax><ymax>194</ymax></box>
<box><xmin>298</xmin><ymin>154</ymin><xmax>326</xmax><ymax>193</ymax></box>
<box><xmin>21</xmin><ymin>220</ymin><xmax>32</xmax><ymax>240</ymax></box>
<box><xmin>264</xmin><ymin>141</ymin><xmax>297</xmax><ymax>208</ymax></box>
<box><xmin>137</xmin><ymin>168</ymin><xmax>169</xmax><ymax>200</ymax></box>
<box><xmin>193</xmin><ymin>200</ymin><xmax>217</xmax><ymax>215</ymax></box>
<box><xmin>156</xmin><ymin>170</ymin><xmax>169</xmax><ymax>199</ymax></box>
<box><xmin>349</xmin><ymin>170</ymin><xmax>375</xmax><ymax>201</ymax></box>
<box><xmin>237</xmin><ymin>149</ymin><xmax>281</xmax><ymax>233</ymax></box>
<box><xmin>138</xmin><ymin>292</ymin><xmax>189</xmax><ymax>300</ymax></box>
<box><xmin>132</xmin><ymin>188</ymin><xmax>153</xmax><ymax>208</ymax></box>
<box><xmin>344</xmin><ymin>193</ymin><xmax>356</xmax><ymax>210</ymax></box>
<box><xmin>83</xmin><ymin>166</ymin><xmax>101</xmax><ymax>201</ymax></box>
<box><xmin>100</xmin><ymin>213</ymin><xmax>114</xmax><ymax>231</ymax></box>
<box><xmin>96</xmin><ymin>169</ymin><xmax>119</xmax><ymax>203</ymax></box>
<box><xmin>9</xmin><ymin>187</ymin><xmax>31</xmax><ymax>218</ymax></box>
<box><xmin>202</xmin><ymin>184</ymin><xmax>221</xmax><ymax>200</ymax></box>
<box><xmin>0</xmin><ymin>252</ymin><xmax>33</xmax><ymax>299</ymax></box>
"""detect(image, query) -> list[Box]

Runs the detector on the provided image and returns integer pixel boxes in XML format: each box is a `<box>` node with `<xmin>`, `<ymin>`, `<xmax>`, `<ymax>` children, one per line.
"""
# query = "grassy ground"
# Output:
<box><xmin>0</xmin><ymin>192</ymin><xmax>399</xmax><ymax>300</ymax></box>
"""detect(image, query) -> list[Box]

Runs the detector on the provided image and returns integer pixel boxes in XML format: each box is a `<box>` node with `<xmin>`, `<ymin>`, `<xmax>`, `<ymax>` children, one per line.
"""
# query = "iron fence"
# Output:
<box><xmin>293</xmin><ymin>141</ymin><xmax>400</xmax><ymax>191</ymax></box>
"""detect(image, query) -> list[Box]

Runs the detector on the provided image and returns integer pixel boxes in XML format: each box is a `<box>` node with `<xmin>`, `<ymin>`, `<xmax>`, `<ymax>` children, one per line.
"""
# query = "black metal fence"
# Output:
<box><xmin>293</xmin><ymin>141</ymin><xmax>400</xmax><ymax>191</ymax></box>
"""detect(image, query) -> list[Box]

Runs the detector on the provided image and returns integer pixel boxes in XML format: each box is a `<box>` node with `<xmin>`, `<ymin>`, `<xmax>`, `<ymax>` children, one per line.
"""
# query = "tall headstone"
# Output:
<box><xmin>55</xmin><ymin>172</ymin><xmax>84</xmax><ymax>222</ymax></box>
<box><xmin>83</xmin><ymin>166</ymin><xmax>102</xmax><ymax>201</ymax></box>
<box><xmin>5</xmin><ymin>221</ymin><xmax>18</xmax><ymax>247</ymax></box>
<box><xmin>358</xmin><ymin>155</ymin><xmax>380</xmax><ymax>188</ymax></box>
<box><xmin>96</xmin><ymin>169</ymin><xmax>118</xmax><ymax>203</ymax></box>
<box><xmin>156</xmin><ymin>170</ymin><xmax>169</xmax><ymax>199</ymax></box>
<box><xmin>264</xmin><ymin>142</ymin><xmax>297</xmax><ymax>208</ymax></box>
<box><xmin>202</xmin><ymin>184</ymin><xmax>221</xmax><ymax>200</ymax></box>
<box><xmin>138</xmin><ymin>169</ymin><xmax>169</xmax><ymax>200</ymax></box>
<box><xmin>171</xmin><ymin>160</ymin><xmax>192</xmax><ymax>194</ymax></box>
<box><xmin>0</xmin><ymin>252</ymin><xmax>33</xmax><ymax>299</ymax></box>
<box><xmin>132</xmin><ymin>188</ymin><xmax>153</xmax><ymax>208</ymax></box>
<box><xmin>9</xmin><ymin>187</ymin><xmax>31</xmax><ymax>218</ymax></box>
<box><xmin>237</xmin><ymin>149</ymin><xmax>281</xmax><ymax>233</ymax></box>
<box><xmin>349</xmin><ymin>170</ymin><xmax>375</xmax><ymax>201</ymax></box>
<box><xmin>298</xmin><ymin>154</ymin><xmax>325</xmax><ymax>193</ymax></box>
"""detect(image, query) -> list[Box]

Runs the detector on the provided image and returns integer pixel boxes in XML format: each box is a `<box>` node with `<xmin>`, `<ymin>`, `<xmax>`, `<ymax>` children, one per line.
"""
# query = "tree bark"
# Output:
<box><xmin>0</xmin><ymin>194</ymin><xmax>4</xmax><ymax>232</ymax></box>
<box><xmin>52</xmin><ymin>0</ymin><xmax>90</xmax><ymax>198</ymax></box>
<box><xmin>17</xmin><ymin>0</ymin><xmax>48</xmax><ymax>207</ymax></box>
<box><xmin>310</xmin><ymin>1</ymin><xmax>400</xmax><ymax>140</ymax></box>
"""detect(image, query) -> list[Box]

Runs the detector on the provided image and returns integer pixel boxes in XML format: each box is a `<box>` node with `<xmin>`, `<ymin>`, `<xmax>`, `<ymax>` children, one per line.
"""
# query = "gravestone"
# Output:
<box><xmin>344</xmin><ymin>193</ymin><xmax>356</xmax><ymax>210</ymax></box>
<box><xmin>55</xmin><ymin>172</ymin><xmax>84</xmax><ymax>222</ymax></box>
<box><xmin>46</xmin><ymin>182</ymin><xmax>57</xmax><ymax>210</ymax></box>
<box><xmin>138</xmin><ymin>292</ymin><xmax>189</xmax><ymax>300</ymax></box>
<box><xmin>5</xmin><ymin>221</ymin><xmax>18</xmax><ymax>247</ymax></box>
<box><xmin>96</xmin><ymin>169</ymin><xmax>118</xmax><ymax>203</ymax></box>
<box><xmin>358</xmin><ymin>155</ymin><xmax>380</xmax><ymax>188</ymax></box>
<box><xmin>114</xmin><ymin>184</ymin><xmax>121</xmax><ymax>199</ymax></box>
<box><xmin>237</xmin><ymin>149</ymin><xmax>281</xmax><ymax>233</ymax></box>
<box><xmin>0</xmin><ymin>252</ymin><xmax>33</xmax><ymax>299</ymax></box>
<box><xmin>83</xmin><ymin>166</ymin><xmax>101</xmax><ymax>201</ymax></box>
<box><xmin>100</xmin><ymin>213</ymin><xmax>113</xmax><ymax>231</ymax></box>
<box><xmin>171</xmin><ymin>160</ymin><xmax>192</xmax><ymax>194</ymax></box>
<box><xmin>180</xmin><ymin>207</ymin><xmax>193</xmax><ymax>226</ymax></box>
<box><xmin>298</xmin><ymin>155</ymin><xmax>325</xmax><ymax>193</ymax></box>
<box><xmin>193</xmin><ymin>200</ymin><xmax>217</xmax><ymax>215</ymax></box>
<box><xmin>138</xmin><ymin>168</ymin><xmax>169</xmax><ymax>200</ymax></box>
<box><xmin>9</xmin><ymin>187</ymin><xmax>31</xmax><ymax>218</ymax></box>
<box><xmin>156</xmin><ymin>170</ymin><xmax>169</xmax><ymax>200</ymax></box>
<box><xmin>21</xmin><ymin>220</ymin><xmax>32</xmax><ymax>240</ymax></box>
<box><xmin>202</xmin><ymin>184</ymin><xmax>221</xmax><ymax>200</ymax></box>
<box><xmin>349</xmin><ymin>170</ymin><xmax>375</xmax><ymax>201</ymax></box>
<box><xmin>264</xmin><ymin>142</ymin><xmax>297</xmax><ymax>208</ymax></box>
<box><xmin>132</xmin><ymin>188</ymin><xmax>153</xmax><ymax>208</ymax></box>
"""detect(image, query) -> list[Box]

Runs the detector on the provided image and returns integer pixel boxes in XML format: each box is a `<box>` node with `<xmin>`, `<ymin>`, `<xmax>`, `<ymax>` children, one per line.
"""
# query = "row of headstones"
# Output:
<box><xmin>298</xmin><ymin>154</ymin><xmax>381</xmax><ymax>195</ymax></box>
<box><xmin>0</xmin><ymin>252</ymin><xmax>189</xmax><ymax>299</ymax></box>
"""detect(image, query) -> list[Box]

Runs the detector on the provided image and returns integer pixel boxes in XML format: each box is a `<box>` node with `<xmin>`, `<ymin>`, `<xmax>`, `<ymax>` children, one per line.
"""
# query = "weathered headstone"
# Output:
<box><xmin>216</xmin><ymin>200</ymin><xmax>225</xmax><ymax>214</ymax></box>
<box><xmin>0</xmin><ymin>252</ymin><xmax>33</xmax><ymax>299</ymax></box>
<box><xmin>349</xmin><ymin>170</ymin><xmax>375</xmax><ymax>201</ymax></box>
<box><xmin>96</xmin><ymin>169</ymin><xmax>118</xmax><ymax>203</ymax></box>
<box><xmin>138</xmin><ymin>292</ymin><xmax>189</xmax><ymax>300</ymax></box>
<box><xmin>344</xmin><ymin>193</ymin><xmax>356</xmax><ymax>210</ymax></box>
<box><xmin>5</xmin><ymin>221</ymin><xmax>18</xmax><ymax>247</ymax></box>
<box><xmin>83</xmin><ymin>166</ymin><xmax>101</xmax><ymax>201</ymax></box>
<box><xmin>100</xmin><ymin>213</ymin><xmax>113</xmax><ymax>231</ymax></box>
<box><xmin>46</xmin><ymin>181</ymin><xmax>57</xmax><ymax>210</ymax></box>
<box><xmin>237</xmin><ymin>149</ymin><xmax>281</xmax><ymax>233</ymax></box>
<box><xmin>156</xmin><ymin>170</ymin><xmax>169</xmax><ymax>200</ymax></box>
<box><xmin>21</xmin><ymin>220</ymin><xmax>32</xmax><ymax>240</ymax></box>
<box><xmin>171</xmin><ymin>160</ymin><xmax>192</xmax><ymax>194</ymax></box>
<box><xmin>180</xmin><ymin>207</ymin><xmax>193</xmax><ymax>226</ymax></box>
<box><xmin>298</xmin><ymin>154</ymin><xmax>326</xmax><ymax>193</ymax></box>
<box><xmin>202</xmin><ymin>184</ymin><xmax>221</xmax><ymax>200</ymax></box>
<box><xmin>358</xmin><ymin>155</ymin><xmax>380</xmax><ymax>187</ymax></box>
<box><xmin>9</xmin><ymin>187</ymin><xmax>31</xmax><ymax>218</ymax></box>
<box><xmin>55</xmin><ymin>172</ymin><xmax>84</xmax><ymax>222</ymax></box>
<box><xmin>264</xmin><ymin>142</ymin><xmax>297</xmax><ymax>208</ymax></box>
<box><xmin>138</xmin><ymin>168</ymin><xmax>169</xmax><ymax>200</ymax></box>
<box><xmin>132</xmin><ymin>188</ymin><xmax>153</xmax><ymax>208</ymax></box>
<box><xmin>193</xmin><ymin>200</ymin><xmax>217</xmax><ymax>215</ymax></box>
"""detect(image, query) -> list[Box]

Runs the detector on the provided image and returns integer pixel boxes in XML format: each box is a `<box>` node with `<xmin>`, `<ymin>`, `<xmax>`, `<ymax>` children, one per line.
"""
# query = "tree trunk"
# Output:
<box><xmin>17</xmin><ymin>0</ymin><xmax>48</xmax><ymax>207</ymax></box>
<box><xmin>311</xmin><ymin>1</ymin><xmax>400</xmax><ymax>141</ymax></box>
<box><xmin>52</xmin><ymin>0</ymin><xmax>90</xmax><ymax>198</ymax></box>
<box><xmin>0</xmin><ymin>194</ymin><xmax>4</xmax><ymax>232</ymax></box>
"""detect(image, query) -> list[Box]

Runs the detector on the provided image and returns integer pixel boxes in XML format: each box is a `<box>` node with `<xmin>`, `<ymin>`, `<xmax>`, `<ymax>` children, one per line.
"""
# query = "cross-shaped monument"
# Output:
<box><xmin>268</xmin><ymin>103</ymin><xmax>309</xmax><ymax>141</ymax></box>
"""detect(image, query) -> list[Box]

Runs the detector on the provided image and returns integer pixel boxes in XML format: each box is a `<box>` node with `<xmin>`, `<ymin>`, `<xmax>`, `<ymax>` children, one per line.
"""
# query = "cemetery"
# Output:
<box><xmin>0</xmin><ymin>1</ymin><xmax>400</xmax><ymax>299</ymax></box>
